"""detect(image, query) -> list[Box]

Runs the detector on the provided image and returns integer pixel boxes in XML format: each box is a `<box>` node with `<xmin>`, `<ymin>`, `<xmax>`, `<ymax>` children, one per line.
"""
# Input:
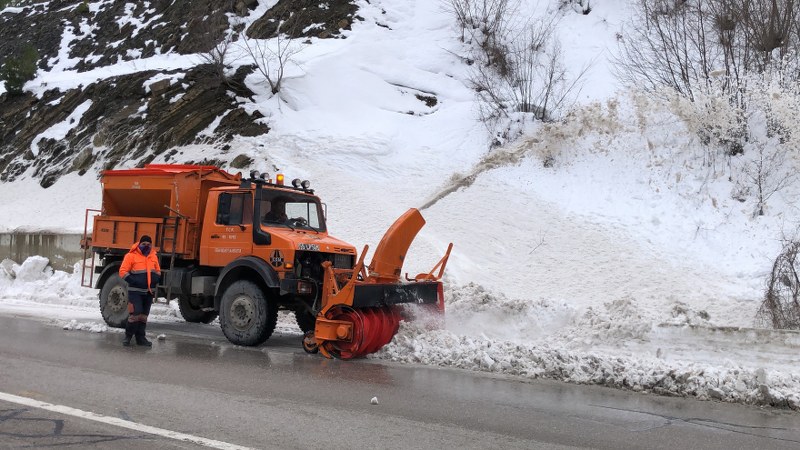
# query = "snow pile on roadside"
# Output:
<box><xmin>378</xmin><ymin>284</ymin><xmax>800</xmax><ymax>410</ymax></box>
<box><xmin>276</xmin><ymin>312</ymin><xmax>306</xmax><ymax>336</ymax></box>
<box><xmin>61</xmin><ymin>319</ymin><xmax>107</xmax><ymax>333</ymax></box>
<box><xmin>0</xmin><ymin>256</ymin><xmax>307</xmax><ymax>334</ymax></box>
<box><xmin>0</xmin><ymin>257</ymin><xmax>96</xmax><ymax>309</ymax></box>
<box><xmin>0</xmin><ymin>257</ymin><xmax>183</xmax><ymax>322</ymax></box>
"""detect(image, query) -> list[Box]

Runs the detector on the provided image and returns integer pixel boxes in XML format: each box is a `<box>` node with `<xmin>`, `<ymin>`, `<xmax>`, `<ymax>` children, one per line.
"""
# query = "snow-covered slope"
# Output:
<box><xmin>2</xmin><ymin>0</ymin><xmax>799</xmax><ymax>409</ymax></box>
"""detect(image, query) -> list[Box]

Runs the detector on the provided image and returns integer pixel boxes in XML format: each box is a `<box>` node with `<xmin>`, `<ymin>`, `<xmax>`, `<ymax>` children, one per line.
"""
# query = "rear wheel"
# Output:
<box><xmin>178</xmin><ymin>295</ymin><xmax>218</xmax><ymax>324</ymax></box>
<box><xmin>219</xmin><ymin>280</ymin><xmax>277</xmax><ymax>346</ymax></box>
<box><xmin>99</xmin><ymin>273</ymin><xmax>128</xmax><ymax>328</ymax></box>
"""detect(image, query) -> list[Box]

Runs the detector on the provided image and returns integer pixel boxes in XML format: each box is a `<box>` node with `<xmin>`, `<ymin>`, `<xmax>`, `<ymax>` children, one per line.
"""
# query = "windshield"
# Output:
<box><xmin>258</xmin><ymin>190</ymin><xmax>325</xmax><ymax>231</ymax></box>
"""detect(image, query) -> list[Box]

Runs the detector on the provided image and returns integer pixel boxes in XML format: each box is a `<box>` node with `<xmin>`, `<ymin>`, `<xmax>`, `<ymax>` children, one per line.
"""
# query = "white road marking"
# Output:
<box><xmin>0</xmin><ymin>391</ymin><xmax>252</xmax><ymax>450</ymax></box>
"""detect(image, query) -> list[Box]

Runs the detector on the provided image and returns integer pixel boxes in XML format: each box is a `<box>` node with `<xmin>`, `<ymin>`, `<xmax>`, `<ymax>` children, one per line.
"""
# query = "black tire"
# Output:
<box><xmin>178</xmin><ymin>295</ymin><xmax>218</xmax><ymax>324</ymax></box>
<box><xmin>99</xmin><ymin>273</ymin><xmax>129</xmax><ymax>328</ymax></box>
<box><xmin>219</xmin><ymin>280</ymin><xmax>277</xmax><ymax>346</ymax></box>
<box><xmin>295</xmin><ymin>309</ymin><xmax>317</xmax><ymax>333</ymax></box>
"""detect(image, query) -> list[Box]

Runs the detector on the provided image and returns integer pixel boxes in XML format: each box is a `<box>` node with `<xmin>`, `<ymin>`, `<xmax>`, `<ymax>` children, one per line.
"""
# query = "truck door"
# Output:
<box><xmin>200</xmin><ymin>191</ymin><xmax>254</xmax><ymax>266</ymax></box>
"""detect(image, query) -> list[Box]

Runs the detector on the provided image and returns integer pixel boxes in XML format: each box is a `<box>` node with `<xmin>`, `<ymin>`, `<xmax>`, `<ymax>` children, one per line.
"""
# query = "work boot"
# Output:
<box><xmin>135</xmin><ymin>322</ymin><xmax>152</xmax><ymax>347</ymax></box>
<box><xmin>122</xmin><ymin>321</ymin><xmax>134</xmax><ymax>346</ymax></box>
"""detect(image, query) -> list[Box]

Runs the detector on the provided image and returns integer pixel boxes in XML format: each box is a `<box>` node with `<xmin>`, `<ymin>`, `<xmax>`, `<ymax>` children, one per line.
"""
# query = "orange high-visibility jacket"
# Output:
<box><xmin>119</xmin><ymin>243</ymin><xmax>161</xmax><ymax>294</ymax></box>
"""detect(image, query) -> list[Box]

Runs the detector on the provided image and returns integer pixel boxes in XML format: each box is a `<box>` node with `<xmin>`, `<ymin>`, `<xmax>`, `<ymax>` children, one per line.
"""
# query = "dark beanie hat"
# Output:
<box><xmin>139</xmin><ymin>235</ymin><xmax>153</xmax><ymax>244</ymax></box>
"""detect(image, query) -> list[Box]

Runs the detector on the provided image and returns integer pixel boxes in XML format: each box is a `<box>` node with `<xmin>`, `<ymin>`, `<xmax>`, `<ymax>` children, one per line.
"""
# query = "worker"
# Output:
<box><xmin>263</xmin><ymin>201</ymin><xmax>288</xmax><ymax>223</ymax></box>
<box><xmin>119</xmin><ymin>235</ymin><xmax>161</xmax><ymax>347</ymax></box>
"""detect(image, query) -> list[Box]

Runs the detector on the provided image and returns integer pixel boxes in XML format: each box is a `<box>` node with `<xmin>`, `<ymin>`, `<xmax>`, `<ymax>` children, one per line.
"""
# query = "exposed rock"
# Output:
<box><xmin>235</xmin><ymin>0</ymin><xmax>259</xmax><ymax>17</ymax></box>
<box><xmin>247</xmin><ymin>0</ymin><xmax>359</xmax><ymax>39</ymax></box>
<box><xmin>215</xmin><ymin>108</ymin><xmax>269</xmax><ymax>139</ymax></box>
<box><xmin>0</xmin><ymin>1</ymin><xmax>65</xmax><ymax>71</ymax></box>
<box><xmin>148</xmin><ymin>79</ymin><xmax>172</xmax><ymax>96</ymax></box>
<box><xmin>0</xmin><ymin>65</ymin><xmax>267</xmax><ymax>186</ymax></box>
<box><xmin>230</xmin><ymin>154</ymin><xmax>254</xmax><ymax>169</ymax></box>
<box><xmin>0</xmin><ymin>0</ymin><xmax>323</xmax><ymax>187</ymax></box>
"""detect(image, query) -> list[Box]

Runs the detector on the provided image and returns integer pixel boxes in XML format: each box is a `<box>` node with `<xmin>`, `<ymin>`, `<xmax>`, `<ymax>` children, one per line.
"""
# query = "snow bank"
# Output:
<box><xmin>378</xmin><ymin>284</ymin><xmax>800</xmax><ymax>410</ymax></box>
<box><xmin>61</xmin><ymin>319</ymin><xmax>107</xmax><ymax>333</ymax></box>
<box><xmin>0</xmin><ymin>256</ymin><xmax>92</xmax><ymax>308</ymax></box>
<box><xmin>0</xmin><ymin>257</ymin><xmax>305</xmax><ymax>335</ymax></box>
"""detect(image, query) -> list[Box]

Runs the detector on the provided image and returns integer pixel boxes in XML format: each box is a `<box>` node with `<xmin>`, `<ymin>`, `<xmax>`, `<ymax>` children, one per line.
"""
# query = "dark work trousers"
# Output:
<box><xmin>127</xmin><ymin>291</ymin><xmax>153</xmax><ymax>322</ymax></box>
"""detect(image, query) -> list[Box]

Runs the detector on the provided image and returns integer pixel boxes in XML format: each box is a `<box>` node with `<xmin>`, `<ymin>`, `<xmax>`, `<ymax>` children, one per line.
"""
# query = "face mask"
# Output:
<box><xmin>139</xmin><ymin>244</ymin><xmax>151</xmax><ymax>256</ymax></box>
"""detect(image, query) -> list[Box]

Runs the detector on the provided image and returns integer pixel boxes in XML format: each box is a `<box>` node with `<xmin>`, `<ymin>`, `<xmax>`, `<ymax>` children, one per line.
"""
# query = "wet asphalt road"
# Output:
<box><xmin>0</xmin><ymin>315</ymin><xmax>799</xmax><ymax>449</ymax></box>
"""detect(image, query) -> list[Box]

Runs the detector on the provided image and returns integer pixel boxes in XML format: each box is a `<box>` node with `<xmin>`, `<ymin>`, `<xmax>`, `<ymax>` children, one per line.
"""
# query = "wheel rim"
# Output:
<box><xmin>230</xmin><ymin>295</ymin><xmax>256</xmax><ymax>331</ymax></box>
<box><xmin>108</xmin><ymin>286</ymin><xmax>127</xmax><ymax>313</ymax></box>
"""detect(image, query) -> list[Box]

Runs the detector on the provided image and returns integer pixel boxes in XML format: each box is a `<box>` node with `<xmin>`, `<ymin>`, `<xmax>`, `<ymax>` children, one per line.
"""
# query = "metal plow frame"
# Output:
<box><xmin>305</xmin><ymin>209</ymin><xmax>452</xmax><ymax>359</ymax></box>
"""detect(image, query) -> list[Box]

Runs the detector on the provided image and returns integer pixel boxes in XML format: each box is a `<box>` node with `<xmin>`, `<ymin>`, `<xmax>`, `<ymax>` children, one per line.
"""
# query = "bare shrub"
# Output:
<box><xmin>441</xmin><ymin>0</ymin><xmax>589</xmax><ymax>146</ymax></box>
<box><xmin>667</xmin><ymin>78</ymin><xmax>745</xmax><ymax>166</ymax></box>
<box><xmin>616</xmin><ymin>0</ymin><xmax>800</xmax><ymax>102</ymax></box>
<box><xmin>734</xmin><ymin>61</ymin><xmax>800</xmax><ymax>214</ymax></box>
<box><xmin>527</xmin><ymin>38</ymin><xmax>588</xmax><ymax>120</ymax></box>
<box><xmin>617</xmin><ymin>1</ymin><xmax>800</xmax><ymax>214</ymax></box>
<box><xmin>446</xmin><ymin>0</ymin><xmax>517</xmax><ymax>43</ymax></box>
<box><xmin>736</xmin><ymin>0</ymin><xmax>797</xmax><ymax>69</ymax></box>
<box><xmin>445</xmin><ymin>0</ymin><xmax>519</xmax><ymax>72</ymax></box>
<box><xmin>195</xmin><ymin>10</ymin><xmax>238</xmax><ymax>86</ymax></box>
<box><xmin>469</xmin><ymin>16</ymin><xmax>587</xmax><ymax>144</ymax></box>
<box><xmin>240</xmin><ymin>19</ymin><xmax>305</xmax><ymax>95</ymax></box>
<box><xmin>445</xmin><ymin>0</ymin><xmax>475</xmax><ymax>42</ymax></box>
<box><xmin>667</xmin><ymin>60</ymin><xmax>800</xmax><ymax>209</ymax></box>
<box><xmin>739</xmin><ymin>144</ymin><xmax>796</xmax><ymax>216</ymax></box>
<box><xmin>794</xmin><ymin>1</ymin><xmax>800</xmax><ymax>55</ymax></box>
<box><xmin>614</xmin><ymin>0</ymin><xmax>718</xmax><ymax>101</ymax></box>
<box><xmin>759</xmin><ymin>240</ymin><xmax>800</xmax><ymax>329</ymax></box>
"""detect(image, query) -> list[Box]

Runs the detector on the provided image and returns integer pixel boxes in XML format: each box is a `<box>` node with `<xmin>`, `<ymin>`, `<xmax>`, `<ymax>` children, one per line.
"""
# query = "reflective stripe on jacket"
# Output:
<box><xmin>119</xmin><ymin>243</ymin><xmax>161</xmax><ymax>294</ymax></box>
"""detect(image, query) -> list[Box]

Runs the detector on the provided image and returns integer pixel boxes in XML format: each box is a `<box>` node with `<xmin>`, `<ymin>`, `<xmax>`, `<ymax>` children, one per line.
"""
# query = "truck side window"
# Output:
<box><xmin>217</xmin><ymin>193</ymin><xmax>253</xmax><ymax>225</ymax></box>
<box><xmin>217</xmin><ymin>194</ymin><xmax>232</xmax><ymax>224</ymax></box>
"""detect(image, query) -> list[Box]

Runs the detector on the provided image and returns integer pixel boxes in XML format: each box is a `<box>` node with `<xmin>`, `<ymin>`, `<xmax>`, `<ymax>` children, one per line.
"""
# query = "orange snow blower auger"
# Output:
<box><xmin>303</xmin><ymin>208</ymin><xmax>452</xmax><ymax>359</ymax></box>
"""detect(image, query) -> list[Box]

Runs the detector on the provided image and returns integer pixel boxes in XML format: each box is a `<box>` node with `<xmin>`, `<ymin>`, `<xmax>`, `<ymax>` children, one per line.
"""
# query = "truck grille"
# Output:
<box><xmin>333</xmin><ymin>253</ymin><xmax>353</xmax><ymax>269</ymax></box>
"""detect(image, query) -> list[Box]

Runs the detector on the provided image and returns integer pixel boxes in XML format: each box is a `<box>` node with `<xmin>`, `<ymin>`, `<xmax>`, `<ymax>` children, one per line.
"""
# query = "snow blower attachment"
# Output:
<box><xmin>304</xmin><ymin>209</ymin><xmax>453</xmax><ymax>359</ymax></box>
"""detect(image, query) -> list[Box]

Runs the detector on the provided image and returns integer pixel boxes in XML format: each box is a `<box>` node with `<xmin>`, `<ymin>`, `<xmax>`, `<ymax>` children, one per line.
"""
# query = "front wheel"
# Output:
<box><xmin>99</xmin><ymin>273</ymin><xmax>129</xmax><ymax>328</ymax></box>
<box><xmin>219</xmin><ymin>280</ymin><xmax>277</xmax><ymax>346</ymax></box>
<box><xmin>295</xmin><ymin>309</ymin><xmax>317</xmax><ymax>333</ymax></box>
<box><xmin>178</xmin><ymin>295</ymin><xmax>218</xmax><ymax>324</ymax></box>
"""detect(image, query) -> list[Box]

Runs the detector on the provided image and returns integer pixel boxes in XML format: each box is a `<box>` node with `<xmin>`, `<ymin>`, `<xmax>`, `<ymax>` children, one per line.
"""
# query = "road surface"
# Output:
<box><xmin>0</xmin><ymin>315</ymin><xmax>798</xmax><ymax>449</ymax></box>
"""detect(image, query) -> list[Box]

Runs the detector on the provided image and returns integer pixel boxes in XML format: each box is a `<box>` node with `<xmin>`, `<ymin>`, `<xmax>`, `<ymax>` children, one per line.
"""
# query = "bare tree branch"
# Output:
<box><xmin>240</xmin><ymin>20</ymin><xmax>305</xmax><ymax>95</ymax></box>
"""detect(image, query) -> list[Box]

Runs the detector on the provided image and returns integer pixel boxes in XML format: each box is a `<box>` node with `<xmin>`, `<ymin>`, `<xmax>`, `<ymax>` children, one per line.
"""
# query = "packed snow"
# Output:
<box><xmin>2</xmin><ymin>0</ymin><xmax>800</xmax><ymax>410</ymax></box>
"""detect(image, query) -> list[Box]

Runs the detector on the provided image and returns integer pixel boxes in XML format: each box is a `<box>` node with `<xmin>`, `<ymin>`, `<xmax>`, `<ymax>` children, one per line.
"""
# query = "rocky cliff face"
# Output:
<box><xmin>0</xmin><ymin>0</ymin><xmax>359</xmax><ymax>187</ymax></box>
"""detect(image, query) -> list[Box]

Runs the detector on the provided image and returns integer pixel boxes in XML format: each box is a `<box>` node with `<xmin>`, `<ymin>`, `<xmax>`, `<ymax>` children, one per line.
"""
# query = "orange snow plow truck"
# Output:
<box><xmin>81</xmin><ymin>164</ymin><xmax>452</xmax><ymax>358</ymax></box>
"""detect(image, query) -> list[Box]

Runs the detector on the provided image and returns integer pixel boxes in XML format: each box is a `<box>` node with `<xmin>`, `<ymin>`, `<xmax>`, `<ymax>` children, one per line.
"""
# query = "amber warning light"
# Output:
<box><xmin>276</xmin><ymin>174</ymin><xmax>285</xmax><ymax>185</ymax></box>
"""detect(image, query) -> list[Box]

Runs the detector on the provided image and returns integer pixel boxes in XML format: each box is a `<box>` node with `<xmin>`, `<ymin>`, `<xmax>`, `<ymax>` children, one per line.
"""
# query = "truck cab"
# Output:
<box><xmin>197</xmin><ymin>176</ymin><xmax>356</xmax><ymax>334</ymax></box>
